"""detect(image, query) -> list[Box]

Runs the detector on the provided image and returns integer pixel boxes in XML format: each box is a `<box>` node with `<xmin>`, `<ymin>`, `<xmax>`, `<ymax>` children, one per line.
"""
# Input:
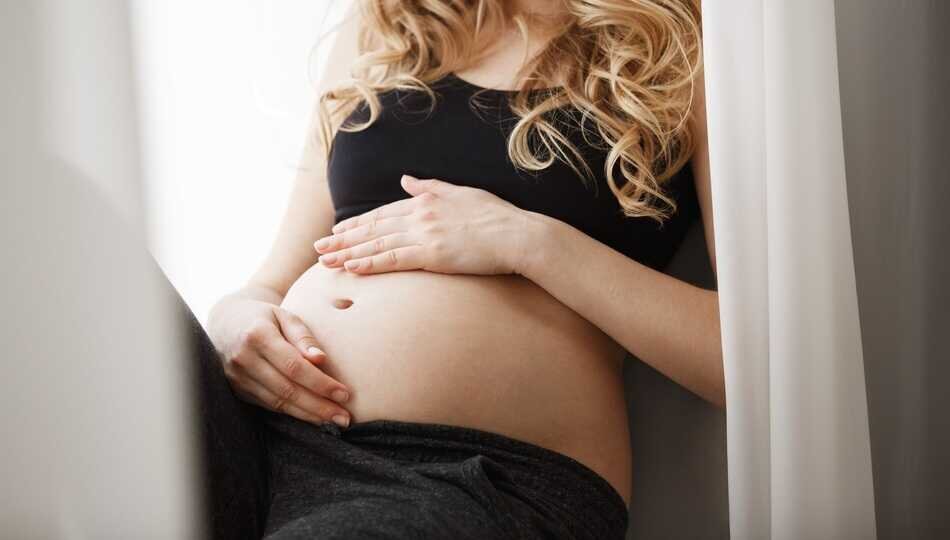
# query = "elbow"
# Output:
<box><xmin>704</xmin><ymin>350</ymin><xmax>727</xmax><ymax>410</ymax></box>
<box><xmin>691</xmin><ymin>374</ymin><xmax>726</xmax><ymax>409</ymax></box>
<box><xmin>709</xmin><ymin>322</ymin><xmax>726</xmax><ymax>410</ymax></box>
<box><xmin>708</xmin><ymin>386</ymin><xmax>726</xmax><ymax>410</ymax></box>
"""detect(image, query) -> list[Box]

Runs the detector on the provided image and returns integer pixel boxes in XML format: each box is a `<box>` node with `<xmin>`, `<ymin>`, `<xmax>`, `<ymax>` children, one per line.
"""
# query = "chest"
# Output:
<box><xmin>326</xmin><ymin>81</ymin><xmax>698</xmax><ymax>270</ymax></box>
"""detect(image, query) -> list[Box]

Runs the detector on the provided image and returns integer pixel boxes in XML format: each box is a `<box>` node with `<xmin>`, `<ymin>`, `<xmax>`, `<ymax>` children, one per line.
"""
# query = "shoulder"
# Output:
<box><xmin>316</xmin><ymin>3</ymin><xmax>363</xmax><ymax>94</ymax></box>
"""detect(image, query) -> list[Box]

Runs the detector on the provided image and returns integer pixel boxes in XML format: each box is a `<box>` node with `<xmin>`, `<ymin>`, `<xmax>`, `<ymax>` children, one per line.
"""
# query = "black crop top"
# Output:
<box><xmin>327</xmin><ymin>73</ymin><xmax>700</xmax><ymax>271</ymax></box>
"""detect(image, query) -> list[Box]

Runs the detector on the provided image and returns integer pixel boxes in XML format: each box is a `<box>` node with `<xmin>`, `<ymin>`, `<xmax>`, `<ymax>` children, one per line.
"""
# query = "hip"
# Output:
<box><xmin>260</xmin><ymin>414</ymin><xmax>630</xmax><ymax>539</ymax></box>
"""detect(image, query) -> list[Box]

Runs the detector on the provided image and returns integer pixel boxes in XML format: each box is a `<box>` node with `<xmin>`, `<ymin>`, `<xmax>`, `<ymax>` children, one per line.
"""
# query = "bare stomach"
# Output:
<box><xmin>280</xmin><ymin>262</ymin><xmax>633</xmax><ymax>505</ymax></box>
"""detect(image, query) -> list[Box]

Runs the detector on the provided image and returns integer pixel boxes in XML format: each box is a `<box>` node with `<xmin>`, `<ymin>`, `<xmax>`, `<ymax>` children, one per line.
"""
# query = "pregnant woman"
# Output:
<box><xmin>198</xmin><ymin>0</ymin><xmax>722</xmax><ymax>538</ymax></box>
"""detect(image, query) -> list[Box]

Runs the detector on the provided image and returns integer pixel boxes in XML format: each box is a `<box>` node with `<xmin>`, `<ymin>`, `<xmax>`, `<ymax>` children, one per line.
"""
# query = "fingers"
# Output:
<box><xmin>235</xmin><ymin>372</ymin><xmax>350</xmax><ymax>428</ymax></box>
<box><xmin>318</xmin><ymin>232</ymin><xmax>416</xmax><ymax>267</ymax></box>
<box><xmin>220</xmin><ymin>311</ymin><xmax>353</xmax><ymax>427</ymax></box>
<box><xmin>330</xmin><ymin>198</ymin><xmax>421</xmax><ymax>235</ymax></box>
<box><xmin>272</xmin><ymin>306</ymin><xmax>326</xmax><ymax>364</ymax></box>
<box><xmin>254</xmin><ymin>320</ymin><xmax>350</xmax><ymax>404</ymax></box>
<box><xmin>330</xmin><ymin>176</ymin><xmax>460</xmax><ymax>235</ymax></box>
<box><xmin>237</xmin><ymin>350</ymin><xmax>350</xmax><ymax>425</ymax></box>
<box><xmin>399</xmin><ymin>174</ymin><xmax>453</xmax><ymax>197</ymax></box>
<box><xmin>316</xmin><ymin>215</ymin><xmax>411</xmax><ymax>255</ymax></box>
<box><xmin>343</xmin><ymin>245</ymin><xmax>426</xmax><ymax>274</ymax></box>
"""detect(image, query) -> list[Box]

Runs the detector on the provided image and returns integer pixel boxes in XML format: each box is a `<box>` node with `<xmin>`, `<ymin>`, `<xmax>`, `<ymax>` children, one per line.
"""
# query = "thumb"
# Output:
<box><xmin>272</xmin><ymin>306</ymin><xmax>326</xmax><ymax>364</ymax></box>
<box><xmin>400</xmin><ymin>174</ymin><xmax>450</xmax><ymax>196</ymax></box>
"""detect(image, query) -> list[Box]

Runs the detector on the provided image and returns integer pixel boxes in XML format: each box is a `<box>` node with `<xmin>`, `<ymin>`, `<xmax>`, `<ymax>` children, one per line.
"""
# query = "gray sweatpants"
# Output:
<box><xmin>260</xmin><ymin>414</ymin><xmax>628</xmax><ymax>539</ymax></box>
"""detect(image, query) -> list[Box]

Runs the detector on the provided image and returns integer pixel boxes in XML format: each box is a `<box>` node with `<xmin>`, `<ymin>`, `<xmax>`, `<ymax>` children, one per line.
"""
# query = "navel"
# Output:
<box><xmin>331</xmin><ymin>297</ymin><xmax>354</xmax><ymax>310</ymax></box>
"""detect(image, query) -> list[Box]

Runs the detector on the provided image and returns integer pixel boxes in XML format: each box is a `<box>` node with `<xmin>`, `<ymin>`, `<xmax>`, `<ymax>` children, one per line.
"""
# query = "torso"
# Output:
<box><xmin>280</xmin><ymin>74</ymin><xmax>700</xmax><ymax>507</ymax></box>
<box><xmin>280</xmin><ymin>264</ymin><xmax>633</xmax><ymax>503</ymax></box>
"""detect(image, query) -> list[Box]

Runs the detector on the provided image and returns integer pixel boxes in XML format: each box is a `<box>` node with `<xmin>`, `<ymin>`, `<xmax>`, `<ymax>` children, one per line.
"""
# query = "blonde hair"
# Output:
<box><xmin>317</xmin><ymin>0</ymin><xmax>702</xmax><ymax>223</ymax></box>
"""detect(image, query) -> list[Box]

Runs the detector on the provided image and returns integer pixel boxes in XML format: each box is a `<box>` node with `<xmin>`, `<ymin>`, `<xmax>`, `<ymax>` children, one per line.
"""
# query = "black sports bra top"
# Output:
<box><xmin>327</xmin><ymin>73</ymin><xmax>699</xmax><ymax>271</ymax></box>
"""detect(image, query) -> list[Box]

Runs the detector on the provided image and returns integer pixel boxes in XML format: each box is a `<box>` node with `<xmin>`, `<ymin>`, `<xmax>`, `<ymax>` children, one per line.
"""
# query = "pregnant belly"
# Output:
<box><xmin>280</xmin><ymin>262</ymin><xmax>632</xmax><ymax>504</ymax></box>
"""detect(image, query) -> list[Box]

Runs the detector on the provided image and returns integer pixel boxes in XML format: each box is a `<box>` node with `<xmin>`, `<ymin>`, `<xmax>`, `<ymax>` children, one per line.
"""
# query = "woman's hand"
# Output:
<box><xmin>314</xmin><ymin>175</ymin><xmax>538</xmax><ymax>276</ymax></box>
<box><xmin>209</xmin><ymin>298</ymin><xmax>353</xmax><ymax>428</ymax></box>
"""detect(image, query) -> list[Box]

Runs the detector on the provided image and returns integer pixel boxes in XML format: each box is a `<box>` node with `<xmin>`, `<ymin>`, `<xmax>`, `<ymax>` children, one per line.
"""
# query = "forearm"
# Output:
<box><xmin>519</xmin><ymin>212</ymin><xmax>725</xmax><ymax>408</ymax></box>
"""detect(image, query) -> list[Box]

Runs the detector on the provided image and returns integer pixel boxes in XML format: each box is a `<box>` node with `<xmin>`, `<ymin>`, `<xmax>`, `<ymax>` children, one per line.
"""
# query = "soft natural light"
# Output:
<box><xmin>132</xmin><ymin>0</ymin><xmax>350</xmax><ymax>324</ymax></box>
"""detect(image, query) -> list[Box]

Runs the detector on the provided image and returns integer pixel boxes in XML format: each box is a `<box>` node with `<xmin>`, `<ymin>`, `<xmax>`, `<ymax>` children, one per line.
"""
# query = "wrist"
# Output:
<box><xmin>207</xmin><ymin>287</ymin><xmax>278</xmax><ymax>340</ymax></box>
<box><xmin>207</xmin><ymin>293</ymin><xmax>245</xmax><ymax>344</ymax></box>
<box><xmin>512</xmin><ymin>210</ymin><xmax>559</xmax><ymax>278</ymax></box>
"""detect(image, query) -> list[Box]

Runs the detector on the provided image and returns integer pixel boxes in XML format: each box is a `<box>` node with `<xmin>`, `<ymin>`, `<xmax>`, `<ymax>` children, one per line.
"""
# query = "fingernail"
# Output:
<box><xmin>307</xmin><ymin>346</ymin><xmax>320</xmax><ymax>357</ymax></box>
<box><xmin>402</xmin><ymin>174</ymin><xmax>416</xmax><ymax>183</ymax></box>
<box><xmin>320</xmin><ymin>253</ymin><xmax>337</xmax><ymax>264</ymax></box>
<box><xmin>332</xmin><ymin>414</ymin><xmax>350</xmax><ymax>428</ymax></box>
<box><xmin>314</xmin><ymin>238</ymin><xmax>329</xmax><ymax>250</ymax></box>
<box><xmin>331</xmin><ymin>389</ymin><xmax>349</xmax><ymax>403</ymax></box>
<box><xmin>344</xmin><ymin>260</ymin><xmax>359</xmax><ymax>270</ymax></box>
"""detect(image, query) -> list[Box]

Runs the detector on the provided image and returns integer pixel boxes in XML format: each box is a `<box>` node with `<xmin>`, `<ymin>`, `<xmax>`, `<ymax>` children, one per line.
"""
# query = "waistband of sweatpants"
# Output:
<box><xmin>319</xmin><ymin>418</ymin><xmax>629</xmax><ymax>537</ymax></box>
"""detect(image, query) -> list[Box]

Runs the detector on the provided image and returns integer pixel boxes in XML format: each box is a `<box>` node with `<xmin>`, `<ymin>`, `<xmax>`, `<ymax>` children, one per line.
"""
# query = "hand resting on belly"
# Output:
<box><xmin>207</xmin><ymin>294</ymin><xmax>355</xmax><ymax>427</ymax></box>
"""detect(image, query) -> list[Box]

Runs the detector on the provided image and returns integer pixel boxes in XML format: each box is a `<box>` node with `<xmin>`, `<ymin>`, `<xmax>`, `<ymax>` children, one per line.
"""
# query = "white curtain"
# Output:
<box><xmin>703</xmin><ymin>1</ymin><xmax>877</xmax><ymax>539</ymax></box>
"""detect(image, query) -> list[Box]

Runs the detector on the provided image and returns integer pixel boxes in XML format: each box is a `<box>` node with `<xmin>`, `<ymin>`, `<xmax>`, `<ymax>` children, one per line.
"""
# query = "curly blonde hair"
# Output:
<box><xmin>317</xmin><ymin>0</ymin><xmax>702</xmax><ymax>223</ymax></box>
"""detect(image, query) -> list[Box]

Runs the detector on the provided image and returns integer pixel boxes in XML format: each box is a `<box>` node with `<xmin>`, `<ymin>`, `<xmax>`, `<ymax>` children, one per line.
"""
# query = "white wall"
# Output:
<box><xmin>2</xmin><ymin>2</ymin><xmax>197</xmax><ymax>536</ymax></box>
<box><xmin>132</xmin><ymin>0</ymin><xmax>351</xmax><ymax>323</ymax></box>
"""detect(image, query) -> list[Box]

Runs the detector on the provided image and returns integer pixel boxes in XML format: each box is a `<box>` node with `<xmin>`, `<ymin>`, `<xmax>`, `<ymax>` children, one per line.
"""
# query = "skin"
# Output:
<box><xmin>313</xmin><ymin>1</ymin><xmax>723</xmax><ymax>407</ymax></box>
<box><xmin>207</xmin><ymin>0</ymin><xmax>721</xmax><ymax>505</ymax></box>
